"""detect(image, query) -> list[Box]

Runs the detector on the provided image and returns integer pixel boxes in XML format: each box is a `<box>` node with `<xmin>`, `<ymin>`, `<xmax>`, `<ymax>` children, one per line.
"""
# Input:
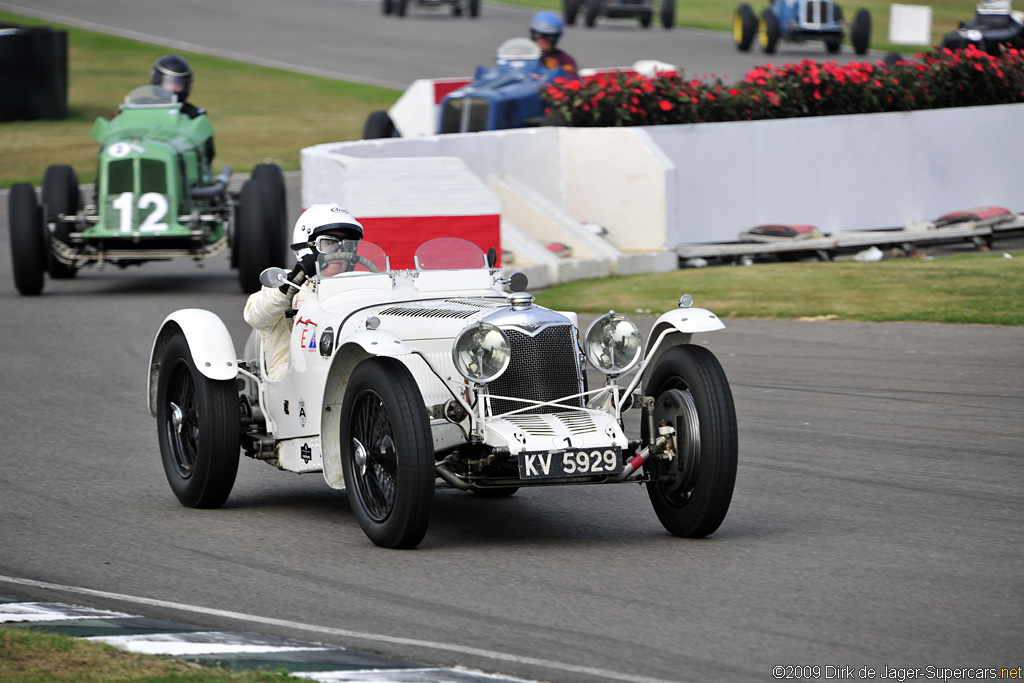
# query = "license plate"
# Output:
<box><xmin>517</xmin><ymin>447</ymin><xmax>623</xmax><ymax>480</ymax></box>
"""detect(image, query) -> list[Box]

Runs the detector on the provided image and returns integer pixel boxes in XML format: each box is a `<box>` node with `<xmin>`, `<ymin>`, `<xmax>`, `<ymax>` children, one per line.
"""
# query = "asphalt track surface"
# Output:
<box><xmin>2</xmin><ymin>177</ymin><xmax>1023</xmax><ymax>681</ymax></box>
<box><xmin>1</xmin><ymin>4</ymin><xmax>1023</xmax><ymax>681</ymax></box>
<box><xmin>3</xmin><ymin>0</ymin><xmax>881</xmax><ymax>90</ymax></box>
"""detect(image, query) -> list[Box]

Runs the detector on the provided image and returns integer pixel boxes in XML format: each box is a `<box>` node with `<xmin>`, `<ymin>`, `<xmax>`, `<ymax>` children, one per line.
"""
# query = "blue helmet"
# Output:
<box><xmin>530</xmin><ymin>11</ymin><xmax>564</xmax><ymax>46</ymax></box>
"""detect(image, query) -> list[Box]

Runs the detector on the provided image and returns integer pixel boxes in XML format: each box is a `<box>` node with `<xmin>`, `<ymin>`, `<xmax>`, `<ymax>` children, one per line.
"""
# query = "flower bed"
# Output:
<box><xmin>543</xmin><ymin>46</ymin><xmax>1024</xmax><ymax>126</ymax></box>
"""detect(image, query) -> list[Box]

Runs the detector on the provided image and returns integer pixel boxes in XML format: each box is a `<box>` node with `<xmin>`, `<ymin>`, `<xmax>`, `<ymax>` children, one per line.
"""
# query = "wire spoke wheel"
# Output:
<box><xmin>351</xmin><ymin>391</ymin><xmax>400</xmax><ymax>522</ymax></box>
<box><xmin>165</xmin><ymin>360</ymin><xmax>201</xmax><ymax>479</ymax></box>
<box><xmin>341</xmin><ymin>358</ymin><xmax>434</xmax><ymax>548</ymax></box>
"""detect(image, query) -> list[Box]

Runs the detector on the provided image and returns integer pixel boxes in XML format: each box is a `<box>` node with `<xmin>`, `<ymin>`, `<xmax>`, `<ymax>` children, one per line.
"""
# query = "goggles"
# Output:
<box><xmin>314</xmin><ymin>235</ymin><xmax>354</xmax><ymax>254</ymax></box>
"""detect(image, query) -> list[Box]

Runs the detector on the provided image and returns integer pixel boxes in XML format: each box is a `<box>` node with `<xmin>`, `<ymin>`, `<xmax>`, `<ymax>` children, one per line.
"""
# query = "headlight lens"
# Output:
<box><xmin>585</xmin><ymin>313</ymin><xmax>641</xmax><ymax>374</ymax></box>
<box><xmin>453</xmin><ymin>323</ymin><xmax>511</xmax><ymax>383</ymax></box>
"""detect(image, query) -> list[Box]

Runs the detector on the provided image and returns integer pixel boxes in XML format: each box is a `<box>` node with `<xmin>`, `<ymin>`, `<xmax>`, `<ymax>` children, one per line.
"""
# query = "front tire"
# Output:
<box><xmin>643</xmin><ymin>345</ymin><xmax>737</xmax><ymax>538</ymax></box>
<box><xmin>40</xmin><ymin>164</ymin><xmax>80</xmax><ymax>279</ymax></box>
<box><xmin>156</xmin><ymin>332</ymin><xmax>240</xmax><ymax>509</ymax></box>
<box><xmin>759</xmin><ymin>7</ymin><xmax>780</xmax><ymax>53</ymax></box>
<box><xmin>8</xmin><ymin>183</ymin><xmax>46</xmax><ymax>296</ymax></box>
<box><xmin>341</xmin><ymin>358</ymin><xmax>435</xmax><ymax>549</ymax></box>
<box><xmin>585</xmin><ymin>0</ymin><xmax>600</xmax><ymax>27</ymax></box>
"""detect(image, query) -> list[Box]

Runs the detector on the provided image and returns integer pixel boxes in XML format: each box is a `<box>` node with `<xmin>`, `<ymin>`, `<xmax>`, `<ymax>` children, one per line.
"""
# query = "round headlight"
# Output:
<box><xmin>584</xmin><ymin>313</ymin><xmax>641</xmax><ymax>374</ymax></box>
<box><xmin>453</xmin><ymin>323</ymin><xmax>511</xmax><ymax>383</ymax></box>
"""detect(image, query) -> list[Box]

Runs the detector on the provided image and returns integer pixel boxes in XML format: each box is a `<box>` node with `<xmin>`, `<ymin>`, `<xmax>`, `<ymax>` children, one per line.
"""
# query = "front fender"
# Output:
<box><xmin>340</xmin><ymin>329</ymin><xmax>413</xmax><ymax>357</ymax></box>
<box><xmin>640</xmin><ymin>307</ymin><xmax>725</xmax><ymax>394</ymax></box>
<box><xmin>148</xmin><ymin>309</ymin><xmax>238</xmax><ymax>417</ymax></box>
<box><xmin>317</xmin><ymin>329</ymin><xmax>414</xmax><ymax>489</ymax></box>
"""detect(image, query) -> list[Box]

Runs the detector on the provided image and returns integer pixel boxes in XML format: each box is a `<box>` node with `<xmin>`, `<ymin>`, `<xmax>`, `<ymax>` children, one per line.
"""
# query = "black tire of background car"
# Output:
<box><xmin>250</xmin><ymin>163</ymin><xmax>288</xmax><ymax>266</ymax></box>
<box><xmin>639</xmin><ymin>9</ymin><xmax>653</xmax><ymax>27</ymax></box>
<box><xmin>660</xmin><ymin>0</ymin><xmax>675</xmax><ymax>29</ymax></box>
<box><xmin>851</xmin><ymin>8</ymin><xmax>871</xmax><ymax>55</ymax></box>
<box><xmin>734</xmin><ymin>3</ymin><xmax>757</xmax><ymax>50</ymax></box>
<box><xmin>452</xmin><ymin>2</ymin><xmax>462</xmax><ymax>16</ymax></box>
<box><xmin>382</xmin><ymin>0</ymin><xmax>392</xmax><ymax>15</ymax></box>
<box><xmin>156</xmin><ymin>332</ymin><xmax>241</xmax><ymax>509</ymax></box>
<box><xmin>362</xmin><ymin>110</ymin><xmax>397</xmax><ymax>140</ymax></box>
<box><xmin>340</xmin><ymin>358</ymin><xmax>435</xmax><ymax>549</ymax></box>
<box><xmin>237</xmin><ymin>178</ymin><xmax>274</xmax><ymax>293</ymax></box>
<box><xmin>824</xmin><ymin>3</ymin><xmax>843</xmax><ymax>53</ymax></box>
<box><xmin>585</xmin><ymin>0</ymin><xmax>600</xmax><ymax>27</ymax></box>
<box><xmin>468</xmin><ymin>0</ymin><xmax>480</xmax><ymax>19</ymax></box>
<box><xmin>8</xmin><ymin>183</ymin><xmax>46</xmax><ymax>296</ymax></box>
<box><xmin>564</xmin><ymin>0</ymin><xmax>579</xmax><ymax>26</ymax></box>
<box><xmin>40</xmin><ymin>164</ymin><xmax>80</xmax><ymax>279</ymax></box>
<box><xmin>396</xmin><ymin>0</ymin><xmax>408</xmax><ymax>17</ymax></box>
<box><xmin>759</xmin><ymin>8</ymin><xmax>780</xmax><ymax>53</ymax></box>
<box><xmin>641</xmin><ymin>345</ymin><xmax>737</xmax><ymax>538</ymax></box>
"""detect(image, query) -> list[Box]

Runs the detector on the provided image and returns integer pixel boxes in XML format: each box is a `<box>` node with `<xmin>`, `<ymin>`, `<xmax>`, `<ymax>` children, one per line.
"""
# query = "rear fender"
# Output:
<box><xmin>148</xmin><ymin>309</ymin><xmax>238</xmax><ymax>416</ymax></box>
<box><xmin>319</xmin><ymin>330</ymin><xmax>414</xmax><ymax>489</ymax></box>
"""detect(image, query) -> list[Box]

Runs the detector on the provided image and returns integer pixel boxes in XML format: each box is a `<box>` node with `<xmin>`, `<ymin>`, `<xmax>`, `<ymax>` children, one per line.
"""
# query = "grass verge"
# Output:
<box><xmin>535</xmin><ymin>250</ymin><xmax>1024</xmax><ymax>325</ymax></box>
<box><xmin>0</xmin><ymin>9</ymin><xmax>399</xmax><ymax>188</ymax></box>
<box><xmin>0</xmin><ymin>626</ymin><xmax>298</xmax><ymax>682</ymax></box>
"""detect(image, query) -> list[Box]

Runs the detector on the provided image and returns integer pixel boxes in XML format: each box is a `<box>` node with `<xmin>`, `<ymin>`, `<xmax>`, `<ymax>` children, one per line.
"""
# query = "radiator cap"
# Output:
<box><xmin>508</xmin><ymin>292</ymin><xmax>534</xmax><ymax>311</ymax></box>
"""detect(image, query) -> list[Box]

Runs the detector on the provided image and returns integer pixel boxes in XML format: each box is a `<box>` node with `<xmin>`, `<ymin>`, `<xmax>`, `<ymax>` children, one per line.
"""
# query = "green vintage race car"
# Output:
<box><xmin>8</xmin><ymin>85</ymin><xmax>287</xmax><ymax>295</ymax></box>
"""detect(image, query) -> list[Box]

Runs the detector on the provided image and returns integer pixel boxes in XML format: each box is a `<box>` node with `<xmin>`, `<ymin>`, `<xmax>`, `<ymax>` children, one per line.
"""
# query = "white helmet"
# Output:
<box><xmin>291</xmin><ymin>203</ymin><xmax>364</xmax><ymax>255</ymax></box>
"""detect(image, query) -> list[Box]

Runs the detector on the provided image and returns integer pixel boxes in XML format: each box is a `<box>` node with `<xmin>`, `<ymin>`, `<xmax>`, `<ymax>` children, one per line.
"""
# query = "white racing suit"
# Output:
<box><xmin>243</xmin><ymin>282</ymin><xmax>312</xmax><ymax>381</ymax></box>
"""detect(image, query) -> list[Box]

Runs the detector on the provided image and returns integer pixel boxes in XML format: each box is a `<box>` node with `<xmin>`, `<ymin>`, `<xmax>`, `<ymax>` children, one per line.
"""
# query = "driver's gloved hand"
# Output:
<box><xmin>280</xmin><ymin>254</ymin><xmax>317</xmax><ymax>293</ymax></box>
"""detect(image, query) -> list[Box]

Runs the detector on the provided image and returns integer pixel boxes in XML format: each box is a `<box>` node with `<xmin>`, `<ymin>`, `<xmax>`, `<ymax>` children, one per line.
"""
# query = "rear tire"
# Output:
<box><xmin>396</xmin><ymin>0</ymin><xmax>408</xmax><ymax>17</ymax></box>
<box><xmin>759</xmin><ymin>8</ymin><xmax>780</xmax><ymax>53</ymax></box>
<box><xmin>585</xmin><ymin>0</ymin><xmax>600</xmax><ymax>27</ymax></box>
<box><xmin>41</xmin><ymin>164</ymin><xmax>80</xmax><ymax>279</ymax></box>
<box><xmin>156</xmin><ymin>332</ymin><xmax>240</xmax><ymax>509</ymax></box>
<box><xmin>734</xmin><ymin>3</ymin><xmax>756</xmax><ymax>50</ymax></box>
<box><xmin>468</xmin><ymin>0</ymin><xmax>479</xmax><ymax>18</ymax></box>
<box><xmin>643</xmin><ymin>345</ymin><xmax>737</xmax><ymax>538</ymax></box>
<box><xmin>851</xmin><ymin>8</ymin><xmax>871</xmax><ymax>55</ymax></box>
<box><xmin>237</xmin><ymin>179</ymin><xmax>274</xmax><ymax>293</ymax></box>
<box><xmin>639</xmin><ymin>10</ymin><xmax>652</xmax><ymax>27</ymax></box>
<box><xmin>382</xmin><ymin>0</ymin><xmax>392</xmax><ymax>14</ymax></box>
<box><xmin>363</xmin><ymin>110</ymin><xmax>396</xmax><ymax>139</ymax></box>
<box><xmin>250</xmin><ymin>163</ymin><xmax>287</xmax><ymax>267</ymax></box>
<box><xmin>564</xmin><ymin>0</ymin><xmax>579</xmax><ymax>26</ymax></box>
<box><xmin>341</xmin><ymin>358</ymin><xmax>435</xmax><ymax>549</ymax></box>
<box><xmin>8</xmin><ymin>183</ymin><xmax>46</xmax><ymax>296</ymax></box>
<box><xmin>660</xmin><ymin>0</ymin><xmax>675</xmax><ymax>28</ymax></box>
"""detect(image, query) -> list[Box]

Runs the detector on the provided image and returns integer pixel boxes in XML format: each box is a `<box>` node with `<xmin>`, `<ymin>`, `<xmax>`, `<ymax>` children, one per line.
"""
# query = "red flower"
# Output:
<box><xmin>659</xmin><ymin>100</ymin><xmax>672</xmax><ymax>111</ymax></box>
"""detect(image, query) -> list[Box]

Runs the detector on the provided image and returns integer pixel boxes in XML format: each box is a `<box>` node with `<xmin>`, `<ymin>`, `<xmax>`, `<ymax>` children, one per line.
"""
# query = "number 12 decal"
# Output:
<box><xmin>112</xmin><ymin>192</ymin><xmax>169</xmax><ymax>233</ymax></box>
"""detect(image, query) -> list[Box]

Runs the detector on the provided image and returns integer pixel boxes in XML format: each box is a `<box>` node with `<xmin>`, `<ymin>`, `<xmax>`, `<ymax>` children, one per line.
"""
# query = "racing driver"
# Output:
<box><xmin>244</xmin><ymin>203</ymin><xmax>364</xmax><ymax>380</ymax></box>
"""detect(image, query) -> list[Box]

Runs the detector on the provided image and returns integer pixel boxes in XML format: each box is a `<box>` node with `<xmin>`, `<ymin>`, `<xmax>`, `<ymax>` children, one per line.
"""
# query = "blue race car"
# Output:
<box><xmin>734</xmin><ymin>0</ymin><xmax>871</xmax><ymax>55</ymax></box>
<box><xmin>436</xmin><ymin>38</ymin><xmax>569</xmax><ymax>134</ymax></box>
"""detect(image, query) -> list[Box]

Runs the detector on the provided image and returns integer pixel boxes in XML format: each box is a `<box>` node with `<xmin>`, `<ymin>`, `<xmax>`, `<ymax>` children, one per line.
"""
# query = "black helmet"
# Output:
<box><xmin>150</xmin><ymin>54</ymin><xmax>193</xmax><ymax>102</ymax></box>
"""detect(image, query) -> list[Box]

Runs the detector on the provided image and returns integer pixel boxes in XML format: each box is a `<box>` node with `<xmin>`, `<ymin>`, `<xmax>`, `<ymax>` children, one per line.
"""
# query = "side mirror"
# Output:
<box><xmin>259</xmin><ymin>267</ymin><xmax>290</xmax><ymax>289</ymax></box>
<box><xmin>509</xmin><ymin>272</ymin><xmax>529</xmax><ymax>292</ymax></box>
<box><xmin>487</xmin><ymin>247</ymin><xmax>498</xmax><ymax>268</ymax></box>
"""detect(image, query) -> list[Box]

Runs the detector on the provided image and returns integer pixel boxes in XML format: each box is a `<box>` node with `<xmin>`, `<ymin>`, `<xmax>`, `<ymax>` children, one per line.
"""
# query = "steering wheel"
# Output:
<box><xmin>323</xmin><ymin>251</ymin><xmax>381</xmax><ymax>273</ymax></box>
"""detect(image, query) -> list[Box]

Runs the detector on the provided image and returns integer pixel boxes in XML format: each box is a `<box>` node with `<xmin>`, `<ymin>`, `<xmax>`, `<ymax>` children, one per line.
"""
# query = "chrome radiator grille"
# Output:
<box><xmin>488</xmin><ymin>324</ymin><xmax>584</xmax><ymax>415</ymax></box>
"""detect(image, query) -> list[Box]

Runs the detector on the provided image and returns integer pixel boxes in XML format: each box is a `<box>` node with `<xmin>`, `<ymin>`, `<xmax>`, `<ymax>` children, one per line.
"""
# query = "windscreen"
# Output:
<box><xmin>414</xmin><ymin>237</ymin><xmax>488</xmax><ymax>271</ymax></box>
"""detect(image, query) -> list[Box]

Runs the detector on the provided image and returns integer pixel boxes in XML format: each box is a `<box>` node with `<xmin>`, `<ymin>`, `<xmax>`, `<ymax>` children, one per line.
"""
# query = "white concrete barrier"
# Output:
<box><xmin>302</xmin><ymin>102</ymin><xmax>1024</xmax><ymax>278</ymax></box>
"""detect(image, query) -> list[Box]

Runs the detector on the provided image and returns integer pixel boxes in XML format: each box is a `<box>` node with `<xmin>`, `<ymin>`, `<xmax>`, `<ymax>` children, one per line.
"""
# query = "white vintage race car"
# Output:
<box><xmin>147</xmin><ymin>237</ymin><xmax>737</xmax><ymax>548</ymax></box>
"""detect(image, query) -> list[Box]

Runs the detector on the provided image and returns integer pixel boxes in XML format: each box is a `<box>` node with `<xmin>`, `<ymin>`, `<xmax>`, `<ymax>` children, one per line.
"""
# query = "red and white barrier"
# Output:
<box><xmin>301</xmin><ymin>150</ymin><xmax>500</xmax><ymax>270</ymax></box>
